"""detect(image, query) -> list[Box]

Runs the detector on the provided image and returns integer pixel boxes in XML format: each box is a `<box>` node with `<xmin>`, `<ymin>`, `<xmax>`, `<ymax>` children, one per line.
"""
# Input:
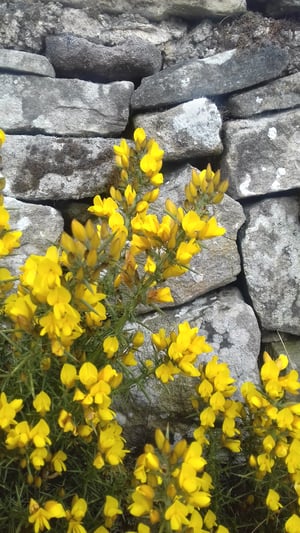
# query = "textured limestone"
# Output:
<box><xmin>241</xmin><ymin>196</ymin><xmax>300</xmax><ymax>335</ymax></box>
<box><xmin>0</xmin><ymin>49</ymin><xmax>55</xmax><ymax>77</ymax></box>
<box><xmin>45</xmin><ymin>34</ymin><xmax>162</xmax><ymax>83</ymax></box>
<box><xmin>2</xmin><ymin>135</ymin><xmax>118</xmax><ymax>201</ymax></box>
<box><xmin>133</xmin><ymin>98</ymin><xmax>223</xmax><ymax>161</ymax></box>
<box><xmin>0</xmin><ymin>74</ymin><xmax>133</xmax><ymax>136</ymax></box>
<box><xmin>221</xmin><ymin>109</ymin><xmax>300</xmax><ymax>199</ymax></box>
<box><xmin>227</xmin><ymin>72</ymin><xmax>300</xmax><ymax>117</ymax></box>
<box><xmin>2</xmin><ymin>197</ymin><xmax>64</xmax><ymax>275</ymax></box>
<box><xmin>132</xmin><ymin>45</ymin><xmax>289</xmax><ymax>110</ymax></box>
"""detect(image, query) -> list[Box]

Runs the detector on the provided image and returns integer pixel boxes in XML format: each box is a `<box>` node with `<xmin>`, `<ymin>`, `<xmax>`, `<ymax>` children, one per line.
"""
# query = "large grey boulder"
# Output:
<box><xmin>227</xmin><ymin>72</ymin><xmax>300</xmax><ymax>118</ymax></box>
<box><xmin>70</xmin><ymin>0</ymin><xmax>247</xmax><ymax>20</ymax></box>
<box><xmin>132</xmin><ymin>45</ymin><xmax>289</xmax><ymax>111</ymax></box>
<box><xmin>0</xmin><ymin>75</ymin><xmax>133</xmax><ymax>136</ymax></box>
<box><xmin>2</xmin><ymin>196</ymin><xmax>64</xmax><ymax>275</ymax></box>
<box><xmin>0</xmin><ymin>49</ymin><xmax>55</xmax><ymax>77</ymax></box>
<box><xmin>2</xmin><ymin>135</ymin><xmax>118</xmax><ymax>201</ymax></box>
<box><xmin>118</xmin><ymin>287</ymin><xmax>260</xmax><ymax>444</ymax></box>
<box><xmin>222</xmin><ymin>109</ymin><xmax>300</xmax><ymax>199</ymax></box>
<box><xmin>133</xmin><ymin>98</ymin><xmax>223</xmax><ymax>161</ymax></box>
<box><xmin>150</xmin><ymin>165</ymin><xmax>245</xmax><ymax>304</ymax></box>
<box><xmin>45</xmin><ymin>34</ymin><xmax>162</xmax><ymax>83</ymax></box>
<box><xmin>241</xmin><ymin>196</ymin><xmax>300</xmax><ymax>336</ymax></box>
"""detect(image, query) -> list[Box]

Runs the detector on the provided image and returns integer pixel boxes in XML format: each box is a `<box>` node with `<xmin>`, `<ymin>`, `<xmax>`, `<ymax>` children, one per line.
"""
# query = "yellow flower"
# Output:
<box><xmin>155</xmin><ymin>361</ymin><xmax>178</xmax><ymax>383</ymax></box>
<box><xmin>5</xmin><ymin>293</ymin><xmax>37</xmax><ymax>330</ymax></box>
<box><xmin>79</xmin><ymin>362</ymin><xmax>98</xmax><ymax>389</ymax></box>
<box><xmin>0</xmin><ymin>392</ymin><xmax>23</xmax><ymax>430</ymax></box>
<box><xmin>200</xmin><ymin>406</ymin><xmax>216</xmax><ymax>427</ymax></box>
<box><xmin>103</xmin><ymin>495</ymin><xmax>122</xmax><ymax>528</ymax></box>
<box><xmin>103</xmin><ymin>336</ymin><xmax>119</xmax><ymax>359</ymax></box>
<box><xmin>164</xmin><ymin>499</ymin><xmax>189</xmax><ymax>531</ymax></box>
<box><xmin>132</xmin><ymin>331</ymin><xmax>144</xmax><ymax>348</ymax></box>
<box><xmin>30</xmin><ymin>447</ymin><xmax>48</xmax><ymax>469</ymax></box>
<box><xmin>51</xmin><ymin>450</ymin><xmax>67</xmax><ymax>472</ymax></box>
<box><xmin>134</xmin><ymin>127</ymin><xmax>147</xmax><ymax>150</ymax></box>
<box><xmin>124</xmin><ymin>184</ymin><xmax>137</xmax><ymax>206</ymax></box>
<box><xmin>60</xmin><ymin>363</ymin><xmax>77</xmax><ymax>388</ymax></box>
<box><xmin>58</xmin><ymin>409</ymin><xmax>76</xmax><ymax>434</ymax></box>
<box><xmin>147</xmin><ymin>286</ymin><xmax>174</xmax><ymax>304</ymax></box>
<box><xmin>28</xmin><ymin>498</ymin><xmax>66</xmax><ymax>533</ymax></box>
<box><xmin>114</xmin><ymin>138</ymin><xmax>131</xmax><ymax>168</ymax></box>
<box><xmin>128</xmin><ymin>490</ymin><xmax>153</xmax><ymax>517</ymax></box>
<box><xmin>5</xmin><ymin>420</ymin><xmax>31</xmax><ymax>449</ymax></box>
<box><xmin>285</xmin><ymin>514</ymin><xmax>300</xmax><ymax>533</ymax></box>
<box><xmin>30</xmin><ymin>419</ymin><xmax>51</xmax><ymax>448</ymax></box>
<box><xmin>0</xmin><ymin>129</ymin><xmax>6</xmax><ymax>146</ymax></box>
<box><xmin>266</xmin><ymin>489</ymin><xmax>282</xmax><ymax>511</ymax></box>
<box><xmin>33</xmin><ymin>391</ymin><xmax>51</xmax><ymax>416</ymax></box>
<box><xmin>176</xmin><ymin>239</ymin><xmax>200</xmax><ymax>266</ymax></box>
<box><xmin>88</xmin><ymin>195</ymin><xmax>118</xmax><ymax>217</ymax></box>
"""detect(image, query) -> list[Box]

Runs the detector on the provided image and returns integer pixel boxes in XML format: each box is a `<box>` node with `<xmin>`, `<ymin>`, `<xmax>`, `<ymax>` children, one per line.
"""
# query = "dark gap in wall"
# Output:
<box><xmin>238</xmin><ymin>186</ymin><xmax>300</xmax><ymax>207</ymax></box>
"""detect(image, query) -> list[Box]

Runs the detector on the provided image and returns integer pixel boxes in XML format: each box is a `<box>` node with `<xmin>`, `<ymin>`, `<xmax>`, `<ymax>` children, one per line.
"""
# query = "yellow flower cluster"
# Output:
<box><xmin>129</xmin><ymin>428</ymin><xmax>229</xmax><ymax>533</ymax></box>
<box><xmin>3</xmin><ymin>125</ymin><xmax>298</xmax><ymax>533</ymax></box>
<box><xmin>152</xmin><ymin>322</ymin><xmax>212</xmax><ymax>383</ymax></box>
<box><xmin>194</xmin><ymin>356</ymin><xmax>243</xmax><ymax>453</ymax></box>
<box><xmin>60</xmin><ymin>361</ymin><xmax>127</xmax><ymax>469</ymax></box>
<box><xmin>185</xmin><ymin>165</ymin><xmax>229</xmax><ymax>210</ymax></box>
<box><xmin>242</xmin><ymin>352</ymin><xmax>300</xmax><ymax>531</ymax></box>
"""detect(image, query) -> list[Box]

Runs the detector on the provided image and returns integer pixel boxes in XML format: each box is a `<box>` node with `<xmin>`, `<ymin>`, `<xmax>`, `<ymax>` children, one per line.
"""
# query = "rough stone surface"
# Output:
<box><xmin>0</xmin><ymin>49</ymin><xmax>55</xmax><ymax>77</ymax></box>
<box><xmin>132</xmin><ymin>45</ymin><xmax>289</xmax><ymax>111</ymax></box>
<box><xmin>0</xmin><ymin>1</ymin><xmax>63</xmax><ymax>53</ymax></box>
<box><xmin>149</xmin><ymin>165</ymin><xmax>244</xmax><ymax>305</ymax></box>
<box><xmin>133</xmin><ymin>98</ymin><xmax>223</xmax><ymax>161</ymax></box>
<box><xmin>227</xmin><ymin>72</ymin><xmax>300</xmax><ymax>117</ymax></box>
<box><xmin>2</xmin><ymin>135</ymin><xmax>117</xmax><ymax>201</ymax></box>
<box><xmin>241</xmin><ymin>196</ymin><xmax>300</xmax><ymax>335</ymax></box>
<box><xmin>163</xmin><ymin>11</ymin><xmax>300</xmax><ymax>73</ymax></box>
<box><xmin>2</xmin><ymin>196</ymin><xmax>64</xmax><ymax>275</ymax></box>
<box><xmin>0</xmin><ymin>75</ymin><xmax>134</xmax><ymax>136</ymax></box>
<box><xmin>60</xmin><ymin>9</ymin><xmax>187</xmax><ymax>48</ymax></box>
<box><xmin>118</xmin><ymin>287</ymin><xmax>260</xmax><ymax>443</ymax></box>
<box><xmin>67</xmin><ymin>0</ymin><xmax>247</xmax><ymax>20</ymax></box>
<box><xmin>45</xmin><ymin>34</ymin><xmax>162</xmax><ymax>83</ymax></box>
<box><xmin>222</xmin><ymin>109</ymin><xmax>300</xmax><ymax>199</ymax></box>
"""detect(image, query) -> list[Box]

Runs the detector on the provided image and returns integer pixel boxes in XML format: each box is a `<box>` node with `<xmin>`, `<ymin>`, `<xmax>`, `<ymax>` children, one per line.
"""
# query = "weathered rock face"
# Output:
<box><xmin>221</xmin><ymin>109</ymin><xmax>300</xmax><ymax>199</ymax></box>
<box><xmin>0</xmin><ymin>49</ymin><xmax>55</xmax><ymax>77</ymax></box>
<box><xmin>132</xmin><ymin>45</ymin><xmax>289</xmax><ymax>110</ymax></box>
<box><xmin>133</xmin><ymin>98</ymin><xmax>223</xmax><ymax>161</ymax></box>
<box><xmin>59</xmin><ymin>0</ymin><xmax>247</xmax><ymax>20</ymax></box>
<box><xmin>45</xmin><ymin>34</ymin><xmax>162</xmax><ymax>83</ymax></box>
<box><xmin>0</xmin><ymin>75</ymin><xmax>134</xmax><ymax>136</ymax></box>
<box><xmin>2</xmin><ymin>135</ymin><xmax>117</xmax><ymax>201</ymax></box>
<box><xmin>227</xmin><ymin>72</ymin><xmax>300</xmax><ymax>118</ymax></box>
<box><xmin>2</xmin><ymin>197</ymin><xmax>64</xmax><ymax>275</ymax></box>
<box><xmin>119</xmin><ymin>287</ymin><xmax>260</xmax><ymax>443</ymax></box>
<box><xmin>241</xmin><ymin>196</ymin><xmax>300</xmax><ymax>335</ymax></box>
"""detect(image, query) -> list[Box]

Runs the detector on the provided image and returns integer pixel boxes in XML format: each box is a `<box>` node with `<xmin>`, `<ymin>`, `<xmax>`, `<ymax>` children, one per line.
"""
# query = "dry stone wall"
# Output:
<box><xmin>0</xmin><ymin>0</ymin><xmax>299</xmax><ymax>435</ymax></box>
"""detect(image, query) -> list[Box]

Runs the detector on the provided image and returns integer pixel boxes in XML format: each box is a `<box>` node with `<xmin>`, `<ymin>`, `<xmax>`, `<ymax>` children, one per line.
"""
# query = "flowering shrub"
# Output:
<box><xmin>0</xmin><ymin>127</ymin><xmax>300</xmax><ymax>533</ymax></box>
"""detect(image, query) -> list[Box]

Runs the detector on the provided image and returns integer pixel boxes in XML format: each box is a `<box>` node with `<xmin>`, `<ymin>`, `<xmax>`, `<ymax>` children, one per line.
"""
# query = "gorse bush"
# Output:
<box><xmin>0</xmin><ymin>127</ymin><xmax>300</xmax><ymax>533</ymax></box>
